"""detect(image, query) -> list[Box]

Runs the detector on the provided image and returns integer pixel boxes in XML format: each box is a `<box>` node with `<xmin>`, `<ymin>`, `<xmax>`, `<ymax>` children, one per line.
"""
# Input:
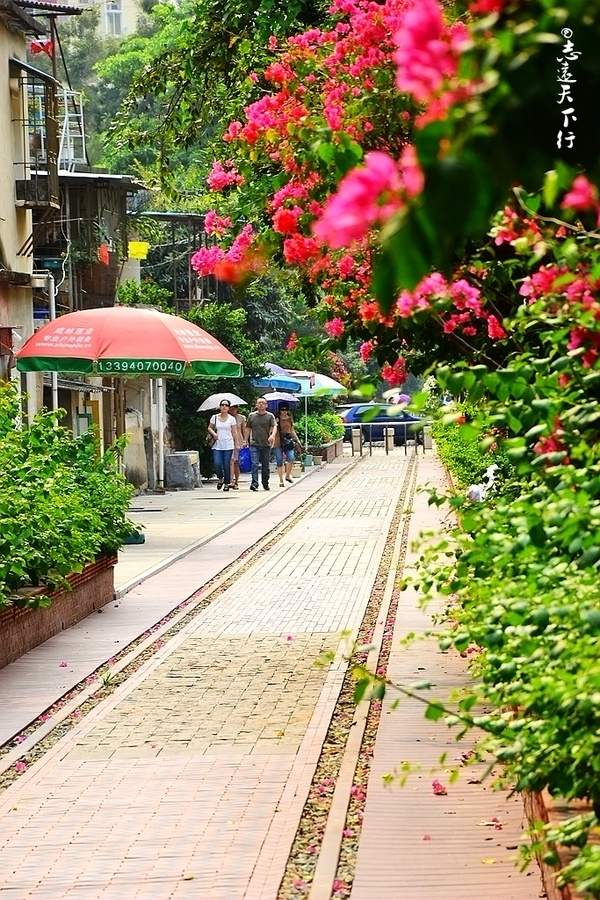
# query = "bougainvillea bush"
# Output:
<box><xmin>190</xmin><ymin>0</ymin><xmax>600</xmax><ymax>890</ymax></box>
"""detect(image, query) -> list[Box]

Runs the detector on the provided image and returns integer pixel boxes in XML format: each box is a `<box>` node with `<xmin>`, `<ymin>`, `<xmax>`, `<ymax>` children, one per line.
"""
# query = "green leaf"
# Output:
<box><xmin>316</xmin><ymin>141</ymin><xmax>335</xmax><ymax>164</ymax></box>
<box><xmin>425</xmin><ymin>701</ymin><xmax>445</xmax><ymax>721</ymax></box>
<box><xmin>354</xmin><ymin>677</ymin><xmax>370</xmax><ymax>704</ymax></box>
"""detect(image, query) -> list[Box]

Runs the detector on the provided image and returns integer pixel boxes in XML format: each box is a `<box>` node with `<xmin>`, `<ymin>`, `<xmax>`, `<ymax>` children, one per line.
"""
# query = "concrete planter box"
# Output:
<box><xmin>307</xmin><ymin>438</ymin><xmax>343</xmax><ymax>463</ymax></box>
<box><xmin>0</xmin><ymin>555</ymin><xmax>117</xmax><ymax>670</ymax></box>
<box><xmin>523</xmin><ymin>789</ymin><xmax>590</xmax><ymax>900</ymax></box>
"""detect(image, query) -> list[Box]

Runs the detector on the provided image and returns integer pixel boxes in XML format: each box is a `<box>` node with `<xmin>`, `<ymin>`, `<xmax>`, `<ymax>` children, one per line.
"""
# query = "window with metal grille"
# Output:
<box><xmin>11</xmin><ymin>59</ymin><xmax>59</xmax><ymax>208</ymax></box>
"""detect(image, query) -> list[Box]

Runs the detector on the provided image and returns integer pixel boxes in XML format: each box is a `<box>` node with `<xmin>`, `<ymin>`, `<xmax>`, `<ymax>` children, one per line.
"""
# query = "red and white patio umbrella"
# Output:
<box><xmin>14</xmin><ymin>306</ymin><xmax>243</xmax><ymax>379</ymax></box>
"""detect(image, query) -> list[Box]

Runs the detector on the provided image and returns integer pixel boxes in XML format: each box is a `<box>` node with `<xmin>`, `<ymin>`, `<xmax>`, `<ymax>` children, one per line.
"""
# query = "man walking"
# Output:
<box><xmin>245</xmin><ymin>397</ymin><xmax>277</xmax><ymax>491</ymax></box>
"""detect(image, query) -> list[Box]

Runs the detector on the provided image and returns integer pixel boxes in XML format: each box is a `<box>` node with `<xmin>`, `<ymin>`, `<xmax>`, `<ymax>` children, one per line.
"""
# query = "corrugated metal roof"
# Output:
<box><xmin>43</xmin><ymin>374</ymin><xmax>114</xmax><ymax>393</ymax></box>
<box><xmin>14</xmin><ymin>0</ymin><xmax>85</xmax><ymax>15</ymax></box>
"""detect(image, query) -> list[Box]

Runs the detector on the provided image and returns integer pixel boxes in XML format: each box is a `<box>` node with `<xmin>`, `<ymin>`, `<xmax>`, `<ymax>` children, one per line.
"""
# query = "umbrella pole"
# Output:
<box><xmin>157</xmin><ymin>378</ymin><xmax>165</xmax><ymax>488</ymax></box>
<box><xmin>304</xmin><ymin>395</ymin><xmax>308</xmax><ymax>453</ymax></box>
<box><xmin>48</xmin><ymin>274</ymin><xmax>58</xmax><ymax>419</ymax></box>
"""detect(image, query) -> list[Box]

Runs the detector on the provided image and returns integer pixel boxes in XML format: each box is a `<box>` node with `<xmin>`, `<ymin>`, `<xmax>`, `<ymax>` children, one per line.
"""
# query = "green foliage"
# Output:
<box><xmin>432</xmin><ymin>407</ymin><xmax>513</xmax><ymax>490</ymax></box>
<box><xmin>0</xmin><ymin>383</ymin><xmax>134</xmax><ymax>612</ymax></box>
<box><xmin>116</xmin><ymin>278</ymin><xmax>173</xmax><ymax>312</ymax></box>
<box><xmin>104</xmin><ymin>0</ymin><xmax>330</xmax><ymax>184</ymax></box>
<box><xmin>296</xmin><ymin>411</ymin><xmax>343</xmax><ymax>446</ymax></box>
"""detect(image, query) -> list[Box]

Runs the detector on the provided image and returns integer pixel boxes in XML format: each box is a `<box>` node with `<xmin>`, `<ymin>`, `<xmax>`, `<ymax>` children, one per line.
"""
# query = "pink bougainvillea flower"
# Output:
<box><xmin>59</xmin><ymin>661</ymin><xmax>68</xmax><ymax>668</ymax></box>
<box><xmin>423</xmin><ymin>833</ymin><xmax>432</xmax><ymax>840</ymax></box>
<box><xmin>191</xmin><ymin>245</ymin><xmax>225</xmax><ymax>277</ymax></box>
<box><xmin>394</xmin><ymin>0</ymin><xmax>468</xmax><ymax>102</ymax></box>
<box><xmin>359</xmin><ymin>340</ymin><xmax>375</xmax><ymax>362</ymax></box>
<box><xmin>204</xmin><ymin>210</ymin><xmax>233</xmax><ymax>236</ymax></box>
<box><xmin>324</xmin><ymin>317</ymin><xmax>345</xmax><ymax>338</ymax></box>
<box><xmin>332</xmin><ymin>880</ymin><xmax>346</xmax><ymax>892</ymax></box>
<box><xmin>15</xmin><ymin>760</ymin><xmax>27</xmax><ymax>773</ymax></box>
<box><xmin>560</xmin><ymin>175</ymin><xmax>599</xmax><ymax>212</ymax></box>
<box><xmin>286</xmin><ymin>634</ymin><xmax>295</xmax><ymax>642</ymax></box>
<box><xmin>206</xmin><ymin>160</ymin><xmax>244</xmax><ymax>191</ymax></box>
<box><xmin>313</xmin><ymin>151</ymin><xmax>404</xmax><ymax>249</ymax></box>
<box><xmin>486</xmin><ymin>314</ymin><xmax>506</xmax><ymax>340</ymax></box>
<box><xmin>293</xmin><ymin>877</ymin><xmax>307</xmax><ymax>889</ymax></box>
<box><xmin>222</xmin><ymin>120</ymin><xmax>243</xmax><ymax>142</ymax></box>
<box><xmin>432</xmin><ymin>778</ymin><xmax>448</xmax><ymax>795</ymax></box>
<box><xmin>469</xmin><ymin>0</ymin><xmax>507</xmax><ymax>12</ymax></box>
<box><xmin>399</xmin><ymin>144</ymin><xmax>424</xmax><ymax>197</ymax></box>
<box><xmin>283</xmin><ymin>234</ymin><xmax>321</xmax><ymax>265</ymax></box>
<box><xmin>382</xmin><ymin>358</ymin><xmax>407</xmax><ymax>387</ymax></box>
<box><xmin>272</xmin><ymin>206</ymin><xmax>302</xmax><ymax>234</ymax></box>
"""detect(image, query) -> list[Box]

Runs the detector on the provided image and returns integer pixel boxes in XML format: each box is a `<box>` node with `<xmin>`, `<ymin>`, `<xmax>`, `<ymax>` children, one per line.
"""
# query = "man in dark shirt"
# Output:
<box><xmin>245</xmin><ymin>397</ymin><xmax>277</xmax><ymax>491</ymax></box>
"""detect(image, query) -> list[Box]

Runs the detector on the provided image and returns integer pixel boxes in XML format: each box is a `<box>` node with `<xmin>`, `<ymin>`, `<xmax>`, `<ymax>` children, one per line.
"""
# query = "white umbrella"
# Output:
<box><xmin>262</xmin><ymin>391</ymin><xmax>299</xmax><ymax>403</ymax></box>
<box><xmin>286</xmin><ymin>370</ymin><xmax>348</xmax><ymax>449</ymax></box>
<box><xmin>262</xmin><ymin>391</ymin><xmax>300</xmax><ymax>414</ymax></box>
<box><xmin>197</xmin><ymin>392</ymin><xmax>247</xmax><ymax>411</ymax></box>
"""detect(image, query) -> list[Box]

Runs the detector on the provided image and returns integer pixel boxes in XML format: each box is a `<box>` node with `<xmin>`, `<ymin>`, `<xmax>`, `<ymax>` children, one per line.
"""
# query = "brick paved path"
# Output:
<box><xmin>0</xmin><ymin>453</ymin><xmax>542</xmax><ymax>899</ymax></box>
<box><xmin>0</xmin><ymin>454</ymin><xmax>402</xmax><ymax>899</ymax></box>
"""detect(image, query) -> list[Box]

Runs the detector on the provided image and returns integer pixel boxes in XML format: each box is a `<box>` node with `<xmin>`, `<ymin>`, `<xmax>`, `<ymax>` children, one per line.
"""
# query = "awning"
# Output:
<box><xmin>43</xmin><ymin>374</ymin><xmax>114</xmax><ymax>394</ymax></box>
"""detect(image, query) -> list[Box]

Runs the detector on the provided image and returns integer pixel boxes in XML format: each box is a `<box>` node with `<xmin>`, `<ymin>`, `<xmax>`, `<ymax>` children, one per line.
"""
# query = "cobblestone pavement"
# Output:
<box><xmin>0</xmin><ymin>452</ymin><xmax>543</xmax><ymax>899</ymax></box>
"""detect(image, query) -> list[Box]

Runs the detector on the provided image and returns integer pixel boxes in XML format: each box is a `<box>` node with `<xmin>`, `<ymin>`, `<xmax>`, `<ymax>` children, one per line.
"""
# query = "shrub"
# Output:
<box><xmin>432</xmin><ymin>407</ymin><xmax>513</xmax><ymax>490</ymax></box>
<box><xmin>296</xmin><ymin>412</ymin><xmax>344</xmax><ymax>447</ymax></box>
<box><xmin>0</xmin><ymin>383</ymin><xmax>135</xmax><ymax>612</ymax></box>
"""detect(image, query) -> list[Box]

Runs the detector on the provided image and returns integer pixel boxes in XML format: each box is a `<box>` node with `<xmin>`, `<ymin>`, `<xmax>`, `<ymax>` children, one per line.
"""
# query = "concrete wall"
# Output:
<box><xmin>0</xmin><ymin>23</ymin><xmax>34</xmax><ymax>366</ymax></box>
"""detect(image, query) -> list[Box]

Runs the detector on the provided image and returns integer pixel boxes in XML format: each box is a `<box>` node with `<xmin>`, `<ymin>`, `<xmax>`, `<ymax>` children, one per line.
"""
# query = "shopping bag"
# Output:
<box><xmin>238</xmin><ymin>446</ymin><xmax>251</xmax><ymax>473</ymax></box>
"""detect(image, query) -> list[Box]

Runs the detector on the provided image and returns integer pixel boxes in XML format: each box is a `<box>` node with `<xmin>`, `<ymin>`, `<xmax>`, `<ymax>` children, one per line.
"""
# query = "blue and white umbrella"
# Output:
<box><xmin>251</xmin><ymin>362</ymin><xmax>301</xmax><ymax>393</ymax></box>
<box><xmin>286</xmin><ymin>370</ymin><xmax>348</xmax><ymax>449</ymax></box>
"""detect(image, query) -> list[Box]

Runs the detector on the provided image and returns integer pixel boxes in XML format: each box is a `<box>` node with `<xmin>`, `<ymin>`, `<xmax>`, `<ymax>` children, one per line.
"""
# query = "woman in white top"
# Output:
<box><xmin>207</xmin><ymin>400</ymin><xmax>241</xmax><ymax>492</ymax></box>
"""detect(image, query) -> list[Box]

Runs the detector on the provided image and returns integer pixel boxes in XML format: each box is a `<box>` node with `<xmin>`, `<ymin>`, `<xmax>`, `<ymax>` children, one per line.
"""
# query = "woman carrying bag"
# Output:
<box><xmin>274</xmin><ymin>401</ymin><xmax>300</xmax><ymax>487</ymax></box>
<box><xmin>207</xmin><ymin>400</ymin><xmax>241</xmax><ymax>492</ymax></box>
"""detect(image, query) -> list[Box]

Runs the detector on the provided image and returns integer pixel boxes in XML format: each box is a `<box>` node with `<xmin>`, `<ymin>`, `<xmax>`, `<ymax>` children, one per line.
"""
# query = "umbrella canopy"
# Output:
<box><xmin>285</xmin><ymin>370</ymin><xmax>347</xmax><ymax>450</ymax></box>
<box><xmin>251</xmin><ymin>362</ymin><xmax>301</xmax><ymax>393</ymax></box>
<box><xmin>15</xmin><ymin>306</ymin><xmax>243</xmax><ymax>379</ymax></box>
<box><xmin>287</xmin><ymin>370</ymin><xmax>347</xmax><ymax>396</ymax></box>
<box><xmin>262</xmin><ymin>391</ymin><xmax>300</xmax><ymax>413</ymax></box>
<box><xmin>197</xmin><ymin>392</ymin><xmax>247</xmax><ymax>411</ymax></box>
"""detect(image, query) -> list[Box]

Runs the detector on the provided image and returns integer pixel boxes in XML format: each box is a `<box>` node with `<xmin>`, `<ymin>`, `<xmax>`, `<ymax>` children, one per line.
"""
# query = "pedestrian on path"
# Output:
<box><xmin>207</xmin><ymin>399</ymin><xmax>241</xmax><ymax>491</ymax></box>
<box><xmin>229</xmin><ymin>403</ymin><xmax>247</xmax><ymax>490</ymax></box>
<box><xmin>245</xmin><ymin>397</ymin><xmax>277</xmax><ymax>491</ymax></box>
<box><xmin>274</xmin><ymin>401</ymin><xmax>300</xmax><ymax>487</ymax></box>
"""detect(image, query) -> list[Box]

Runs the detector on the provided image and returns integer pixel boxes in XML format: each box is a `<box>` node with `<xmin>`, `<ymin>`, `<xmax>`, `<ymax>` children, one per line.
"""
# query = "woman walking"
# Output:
<box><xmin>207</xmin><ymin>400</ymin><xmax>240</xmax><ymax>492</ymax></box>
<box><xmin>274</xmin><ymin>401</ymin><xmax>300</xmax><ymax>487</ymax></box>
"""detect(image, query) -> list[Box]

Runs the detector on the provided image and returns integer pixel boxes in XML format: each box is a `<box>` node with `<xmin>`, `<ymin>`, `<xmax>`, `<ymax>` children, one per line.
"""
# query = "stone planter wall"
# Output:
<box><xmin>307</xmin><ymin>438</ymin><xmax>344</xmax><ymax>463</ymax></box>
<box><xmin>0</xmin><ymin>556</ymin><xmax>117</xmax><ymax>670</ymax></box>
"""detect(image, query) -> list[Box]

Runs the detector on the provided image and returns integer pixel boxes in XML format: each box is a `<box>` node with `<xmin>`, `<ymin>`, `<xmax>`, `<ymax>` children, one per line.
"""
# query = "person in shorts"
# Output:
<box><xmin>274</xmin><ymin>401</ymin><xmax>300</xmax><ymax>487</ymax></box>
